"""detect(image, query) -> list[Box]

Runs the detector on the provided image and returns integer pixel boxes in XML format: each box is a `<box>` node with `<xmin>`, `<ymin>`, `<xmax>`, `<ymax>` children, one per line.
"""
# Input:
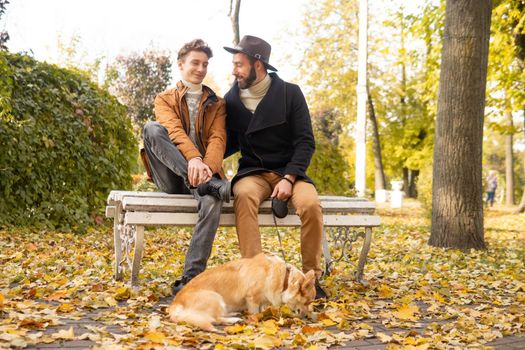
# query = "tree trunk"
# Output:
<box><xmin>514</xmin><ymin>107</ymin><xmax>525</xmax><ymax>214</ymax></box>
<box><xmin>367</xmin><ymin>85</ymin><xmax>386</xmax><ymax>191</ymax></box>
<box><xmin>403</xmin><ymin>167</ymin><xmax>409</xmax><ymax>194</ymax></box>
<box><xmin>515</xmin><ymin>186</ymin><xmax>525</xmax><ymax>213</ymax></box>
<box><xmin>408</xmin><ymin>169</ymin><xmax>419</xmax><ymax>198</ymax></box>
<box><xmin>505</xmin><ymin>112</ymin><xmax>514</xmax><ymax>205</ymax></box>
<box><xmin>229</xmin><ymin>0</ymin><xmax>241</xmax><ymax>45</ymax></box>
<box><xmin>429</xmin><ymin>0</ymin><xmax>492</xmax><ymax>250</ymax></box>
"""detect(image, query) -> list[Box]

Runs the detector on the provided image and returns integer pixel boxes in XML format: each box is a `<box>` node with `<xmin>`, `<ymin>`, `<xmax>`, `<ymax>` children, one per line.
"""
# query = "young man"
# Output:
<box><xmin>223</xmin><ymin>35</ymin><xmax>327</xmax><ymax>299</ymax></box>
<box><xmin>142</xmin><ymin>39</ymin><xmax>230</xmax><ymax>295</ymax></box>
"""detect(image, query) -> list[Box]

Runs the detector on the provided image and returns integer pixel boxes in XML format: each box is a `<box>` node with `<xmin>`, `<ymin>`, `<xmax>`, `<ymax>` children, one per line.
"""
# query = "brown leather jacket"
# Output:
<box><xmin>154</xmin><ymin>81</ymin><xmax>227</xmax><ymax>175</ymax></box>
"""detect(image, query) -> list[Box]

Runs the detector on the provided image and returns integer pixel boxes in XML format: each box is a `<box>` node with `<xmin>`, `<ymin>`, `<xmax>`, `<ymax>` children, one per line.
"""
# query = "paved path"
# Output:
<box><xmin>20</xmin><ymin>298</ymin><xmax>525</xmax><ymax>350</ymax></box>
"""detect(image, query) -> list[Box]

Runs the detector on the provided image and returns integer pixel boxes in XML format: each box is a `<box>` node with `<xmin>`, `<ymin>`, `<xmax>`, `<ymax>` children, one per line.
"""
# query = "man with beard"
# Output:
<box><xmin>223</xmin><ymin>35</ymin><xmax>327</xmax><ymax>299</ymax></box>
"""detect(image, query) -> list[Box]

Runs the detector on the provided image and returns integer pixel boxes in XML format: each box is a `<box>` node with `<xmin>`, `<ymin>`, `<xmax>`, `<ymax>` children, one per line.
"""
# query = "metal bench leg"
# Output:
<box><xmin>113</xmin><ymin>204</ymin><xmax>124</xmax><ymax>281</ymax></box>
<box><xmin>322</xmin><ymin>228</ymin><xmax>333</xmax><ymax>277</ymax></box>
<box><xmin>355</xmin><ymin>227</ymin><xmax>372</xmax><ymax>283</ymax></box>
<box><xmin>130</xmin><ymin>225</ymin><xmax>144</xmax><ymax>287</ymax></box>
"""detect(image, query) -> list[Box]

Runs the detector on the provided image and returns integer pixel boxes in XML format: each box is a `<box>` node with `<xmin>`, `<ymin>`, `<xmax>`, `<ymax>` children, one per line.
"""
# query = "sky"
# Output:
<box><xmin>2</xmin><ymin>0</ymin><xmax>312</xmax><ymax>94</ymax></box>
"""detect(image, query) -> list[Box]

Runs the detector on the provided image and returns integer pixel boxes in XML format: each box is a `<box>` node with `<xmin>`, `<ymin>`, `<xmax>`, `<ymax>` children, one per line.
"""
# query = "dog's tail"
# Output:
<box><xmin>168</xmin><ymin>303</ymin><xmax>218</xmax><ymax>332</ymax></box>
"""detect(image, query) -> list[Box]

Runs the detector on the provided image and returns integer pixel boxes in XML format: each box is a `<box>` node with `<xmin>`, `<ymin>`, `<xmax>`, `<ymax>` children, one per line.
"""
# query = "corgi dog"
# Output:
<box><xmin>167</xmin><ymin>253</ymin><xmax>316</xmax><ymax>331</ymax></box>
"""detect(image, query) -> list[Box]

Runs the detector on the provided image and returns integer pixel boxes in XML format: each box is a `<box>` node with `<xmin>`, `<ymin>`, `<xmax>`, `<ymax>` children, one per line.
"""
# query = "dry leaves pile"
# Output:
<box><xmin>0</xmin><ymin>205</ymin><xmax>523</xmax><ymax>349</ymax></box>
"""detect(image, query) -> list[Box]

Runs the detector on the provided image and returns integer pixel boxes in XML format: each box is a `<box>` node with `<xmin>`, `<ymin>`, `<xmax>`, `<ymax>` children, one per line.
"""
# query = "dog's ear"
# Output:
<box><xmin>301</xmin><ymin>270</ymin><xmax>316</xmax><ymax>290</ymax></box>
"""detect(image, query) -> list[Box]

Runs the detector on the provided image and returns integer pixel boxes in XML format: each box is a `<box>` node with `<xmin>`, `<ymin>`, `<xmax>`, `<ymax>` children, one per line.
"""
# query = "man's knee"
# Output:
<box><xmin>295</xmin><ymin>196</ymin><xmax>322</xmax><ymax>216</ymax></box>
<box><xmin>143</xmin><ymin>121</ymin><xmax>166</xmax><ymax>142</ymax></box>
<box><xmin>198</xmin><ymin>195</ymin><xmax>222</xmax><ymax>214</ymax></box>
<box><xmin>233</xmin><ymin>182</ymin><xmax>257</xmax><ymax>201</ymax></box>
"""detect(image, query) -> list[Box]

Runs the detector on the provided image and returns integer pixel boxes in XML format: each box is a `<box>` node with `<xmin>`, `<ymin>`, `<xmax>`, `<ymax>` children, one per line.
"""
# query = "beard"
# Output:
<box><xmin>237</xmin><ymin>65</ymin><xmax>257</xmax><ymax>89</ymax></box>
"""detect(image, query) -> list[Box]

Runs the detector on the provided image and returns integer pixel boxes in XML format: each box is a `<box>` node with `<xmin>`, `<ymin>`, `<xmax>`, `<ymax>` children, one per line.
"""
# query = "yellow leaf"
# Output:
<box><xmin>114</xmin><ymin>287</ymin><xmax>131</xmax><ymax>301</ymax></box>
<box><xmin>321</xmin><ymin>318</ymin><xmax>337</xmax><ymax>326</ymax></box>
<box><xmin>355</xmin><ymin>322</ymin><xmax>373</xmax><ymax>330</ymax></box>
<box><xmin>357</xmin><ymin>329</ymin><xmax>370</xmax><ymax>338</ymax></box>
<box><xmin>293</xmin><ymin>333</ymin><xmax>307</xmax><ymax>346</ymax></box>
<box><xmin>404</xmin><ymin>336</ymin><xmax>418</xmax><ymax>345</ymax></box>
<box><xmin>261</xmin><ymin>319</ymin><xmax>279</xmax><ymax>335</ymax></box>
<box><xmin>55</xmin><ymin>278</ymin><xmax>69</xmax><ymax>286</ymax></box>
<box><xmin>56</xmin><ymin>303</ymin><xmax>75</xmax><ymax>313</ymax></box>
<box><xmin>224</xmin><ymin>323</ymin><xmax>246</xmax><ymax>334</ymax></box>
<box><xmin>104</xmin><ymin>296</ymin><xmax>118</xmax><ymax>307</ymax></box>
<box><xmin>432</xmin><ymin>292</ymin><xmax>446</xmax><ymax>303</ymax></box>
<box><xmin>252</xmin><ymin>335</ymin><xmax>281</xmax><ymax>349</ymax></box>
<box><xmin>378</xmin><ymin>284</ymin><xmax>394</xmax><ymax>298</ymax></box>
<box><xmin>52</xmin><ymin>327</ymin><xmax>75</xmax><ymax>340</ymax></box>
<box><xmin>393</xmin><ymin>304</ymin><xmax>420</xmax><ymax>321</ymax></box>
<box><xmin>143</xmin><ymin>330</ymin><xmax>167</xmax><ymax>343</ymax></box>
<box><xmin>0</xmin><ymin>293</ymin><xmax>4</xmax><ymax>306</ymax></box>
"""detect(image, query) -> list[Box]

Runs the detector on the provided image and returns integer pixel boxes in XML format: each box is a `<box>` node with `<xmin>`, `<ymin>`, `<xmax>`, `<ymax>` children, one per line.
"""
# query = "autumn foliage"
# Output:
<box><xmin>0</xmin><ymin>205</ymin><xmax>523</xmax><ymax>348</ymax></box>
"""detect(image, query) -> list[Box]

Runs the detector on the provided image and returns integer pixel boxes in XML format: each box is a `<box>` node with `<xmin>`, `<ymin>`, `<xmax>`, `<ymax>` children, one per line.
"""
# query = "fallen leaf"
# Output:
<box><xmin>56</xmin><ymin>303</ymin><xmax>75</xmax><ymax>313</ymax></box>
<box><xmin>378</xmin><ymin>284</ymin><xmax>394</xmax><ymax>298</ymax></box>
<box><xmin>52</xmin><ymin>327</ymin><xmax>75</xmax><ymax>340</ymax></box>
<box><xmin>143</xmin><ymin>330</ymin><xmax>167</xmax><ymax>344</ymax></box>
<box><xmin>376</xmin><ymin>332</ymin><xmax>392</xmax><ymax>343</ymax></box>
<box><xmin>224</xmin><ymin>323</ymin><xmax>247</xmax><ymax>334</ymax></box>
<box><xmin>393</xmin><ymin>304</ymin><xmax>420</xmax><ymax>321</ymax></box>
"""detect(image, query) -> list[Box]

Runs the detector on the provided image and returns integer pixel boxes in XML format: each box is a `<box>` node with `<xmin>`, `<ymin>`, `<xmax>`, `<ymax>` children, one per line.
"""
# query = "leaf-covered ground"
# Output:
<box><xmin>0</xmin><ymin>202</ymin><xmax>523</xmax><ymax>349</ymax></box>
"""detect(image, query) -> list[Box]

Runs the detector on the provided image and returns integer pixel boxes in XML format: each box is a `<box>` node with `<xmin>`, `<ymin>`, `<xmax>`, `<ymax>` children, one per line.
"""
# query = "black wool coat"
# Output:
<box><xmin>224</xmin><ymin>73</ymin><xmax>316</xmax><ymax>186</ymax></box>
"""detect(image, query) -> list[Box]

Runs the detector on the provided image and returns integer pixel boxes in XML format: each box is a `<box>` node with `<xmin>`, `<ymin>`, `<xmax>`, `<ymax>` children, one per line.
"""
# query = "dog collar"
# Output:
<box><xmin>282</xmin><ymin>265</ymin><xmax>291</xmax><ymax>292</ymax></box>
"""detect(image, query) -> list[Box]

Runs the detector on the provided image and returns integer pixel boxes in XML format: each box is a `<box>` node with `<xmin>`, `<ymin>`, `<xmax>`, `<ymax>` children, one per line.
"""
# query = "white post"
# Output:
<box><xmin>355</xmin><ymin>0</ymin><xmax>368</xmax><ymax>198</ymax></box>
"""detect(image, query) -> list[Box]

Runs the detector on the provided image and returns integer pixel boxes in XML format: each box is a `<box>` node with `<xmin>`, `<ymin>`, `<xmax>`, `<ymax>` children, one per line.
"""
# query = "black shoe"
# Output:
<box><xmin>171</xmin><ymin>275</ymin><xmax>192</xmax><ymax>296</ymax></box>
<box><xmin>271</xmin><ymin>198</ymin><xmax>289</xmax><ymax>218</ymax></box>
<box><xmin>314</xmin><ymin>280</ymin><xmax>328</xmax><ymax>300</ymax></box>
<box><xmin>197</xmin><ymin>178</ymin><xmax>231</xmax><ymax>203</ymax></box>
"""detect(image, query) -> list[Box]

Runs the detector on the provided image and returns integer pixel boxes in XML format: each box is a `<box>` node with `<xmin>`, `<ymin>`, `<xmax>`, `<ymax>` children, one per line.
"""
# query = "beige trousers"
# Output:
<box><xmin>232</xmin><ymin>172</ymin><xmax>323</xmax><ymax>277</ymax></box>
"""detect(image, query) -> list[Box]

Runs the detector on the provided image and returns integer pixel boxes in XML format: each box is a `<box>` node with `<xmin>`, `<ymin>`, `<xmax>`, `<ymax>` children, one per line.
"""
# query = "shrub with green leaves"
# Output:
<box><xmin>0</xmin><ymin>52</ymin><xmax>136</xmax><ymax>231</ymax></box>
<box><xmin>307</xmin><ymin>109</ymin><xmax>353</xmax><ymax>196</ymax></box>
<box><xmin>307</xmin><ymin>137</ymin><xmax>352</xmax><ymax>196</ymax></box>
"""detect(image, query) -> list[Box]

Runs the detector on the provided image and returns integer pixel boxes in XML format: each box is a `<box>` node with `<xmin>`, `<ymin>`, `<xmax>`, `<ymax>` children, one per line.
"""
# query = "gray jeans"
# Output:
<box><xmin>143</xmin><ymin>121</ymin><xmax>222</xmax><ymax>278</ymax></box>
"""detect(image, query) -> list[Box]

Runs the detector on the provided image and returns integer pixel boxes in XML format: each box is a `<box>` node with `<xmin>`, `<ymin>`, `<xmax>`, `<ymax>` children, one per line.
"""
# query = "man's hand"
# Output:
<box><xmin>188</xmin><ymin>157</ymin><xmax>212</xmax><ymax>187</ymax></box>
<box><xmin>271</xmin><ymin>175</ymin><xmax>296</xmax><ymax>200</ymax></box>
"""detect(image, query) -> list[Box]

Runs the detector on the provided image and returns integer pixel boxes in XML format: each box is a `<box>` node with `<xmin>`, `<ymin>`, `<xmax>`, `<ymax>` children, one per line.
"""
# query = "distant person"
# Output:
<box><xmin>142</xmin><ymin>39</ymin><xmax>230</xmax><ymax>295</ymax></box>
<box><xmin>222</xmin><ymin>35</ymin><xmax>327</xmax><ymax>299</ymax></box>
<box><xmin>486</xmin><ymin>170</ymin><xmax>498</xmax><ymax>207</ymax></box>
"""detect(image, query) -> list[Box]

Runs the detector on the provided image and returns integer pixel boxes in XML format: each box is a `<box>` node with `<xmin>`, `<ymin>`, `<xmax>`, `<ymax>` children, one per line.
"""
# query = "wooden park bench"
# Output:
<box><xmin>105</xmin><ymin>191</ymin><xmax>381</xmax><ymax>287</ymax></box>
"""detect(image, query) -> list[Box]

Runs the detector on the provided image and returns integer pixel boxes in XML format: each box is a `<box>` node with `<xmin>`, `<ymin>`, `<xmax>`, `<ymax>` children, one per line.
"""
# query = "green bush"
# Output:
<box><xmin>0</xmin><ymin>52</ymin><xmax>136</xmax><ymax>231</ymax></box>
<box><xmin>307</xmin><ymin>138</ymin><xmax>353</xmax><ymax>196</ymax></box>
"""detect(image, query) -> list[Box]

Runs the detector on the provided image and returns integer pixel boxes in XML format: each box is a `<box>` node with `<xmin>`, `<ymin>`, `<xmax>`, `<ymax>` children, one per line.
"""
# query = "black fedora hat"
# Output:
<box><xmin>224</xmin><ymin>35</ymin><xmax>278</xmax><ymax>72</ymax></box>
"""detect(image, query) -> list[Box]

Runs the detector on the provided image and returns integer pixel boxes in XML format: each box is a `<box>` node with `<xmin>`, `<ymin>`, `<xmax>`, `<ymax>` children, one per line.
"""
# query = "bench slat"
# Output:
<box><xmin>108</xmin><ymin>191</ymin><xmax>375</xmax><ymax>207</ymax></box>
<box><xmin>119</xmin><ymin>197</ymin><xmax>375</xmax><ymax>215</ymax></box>
<box><xmin>124</xmin><ymin>212</ymin><xmax>380</xmax><ymax>227</ymax></box>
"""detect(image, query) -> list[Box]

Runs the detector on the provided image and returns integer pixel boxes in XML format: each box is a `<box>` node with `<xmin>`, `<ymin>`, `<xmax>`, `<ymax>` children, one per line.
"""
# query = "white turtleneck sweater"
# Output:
<box><xmin>182</xmin><ymin>79</ymin><xmax>203</xmax><ymax>145</ymax></box>
<box><xmin>239</xmin><ymin>74</ymin><xmax>271</xmax><ymax>113</ymax></box>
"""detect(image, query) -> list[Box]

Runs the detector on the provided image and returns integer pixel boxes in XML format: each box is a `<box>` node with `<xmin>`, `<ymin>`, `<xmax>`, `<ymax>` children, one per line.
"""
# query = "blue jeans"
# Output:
<box><xmin>486</xmin><ymin>191</ymin><xmax>495</xmax><ymax>207</ymax></box>
<box><xmin>143</xmin><ymin>121</ymin><xmax>222</xmax><ymax>278</ymax></box>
